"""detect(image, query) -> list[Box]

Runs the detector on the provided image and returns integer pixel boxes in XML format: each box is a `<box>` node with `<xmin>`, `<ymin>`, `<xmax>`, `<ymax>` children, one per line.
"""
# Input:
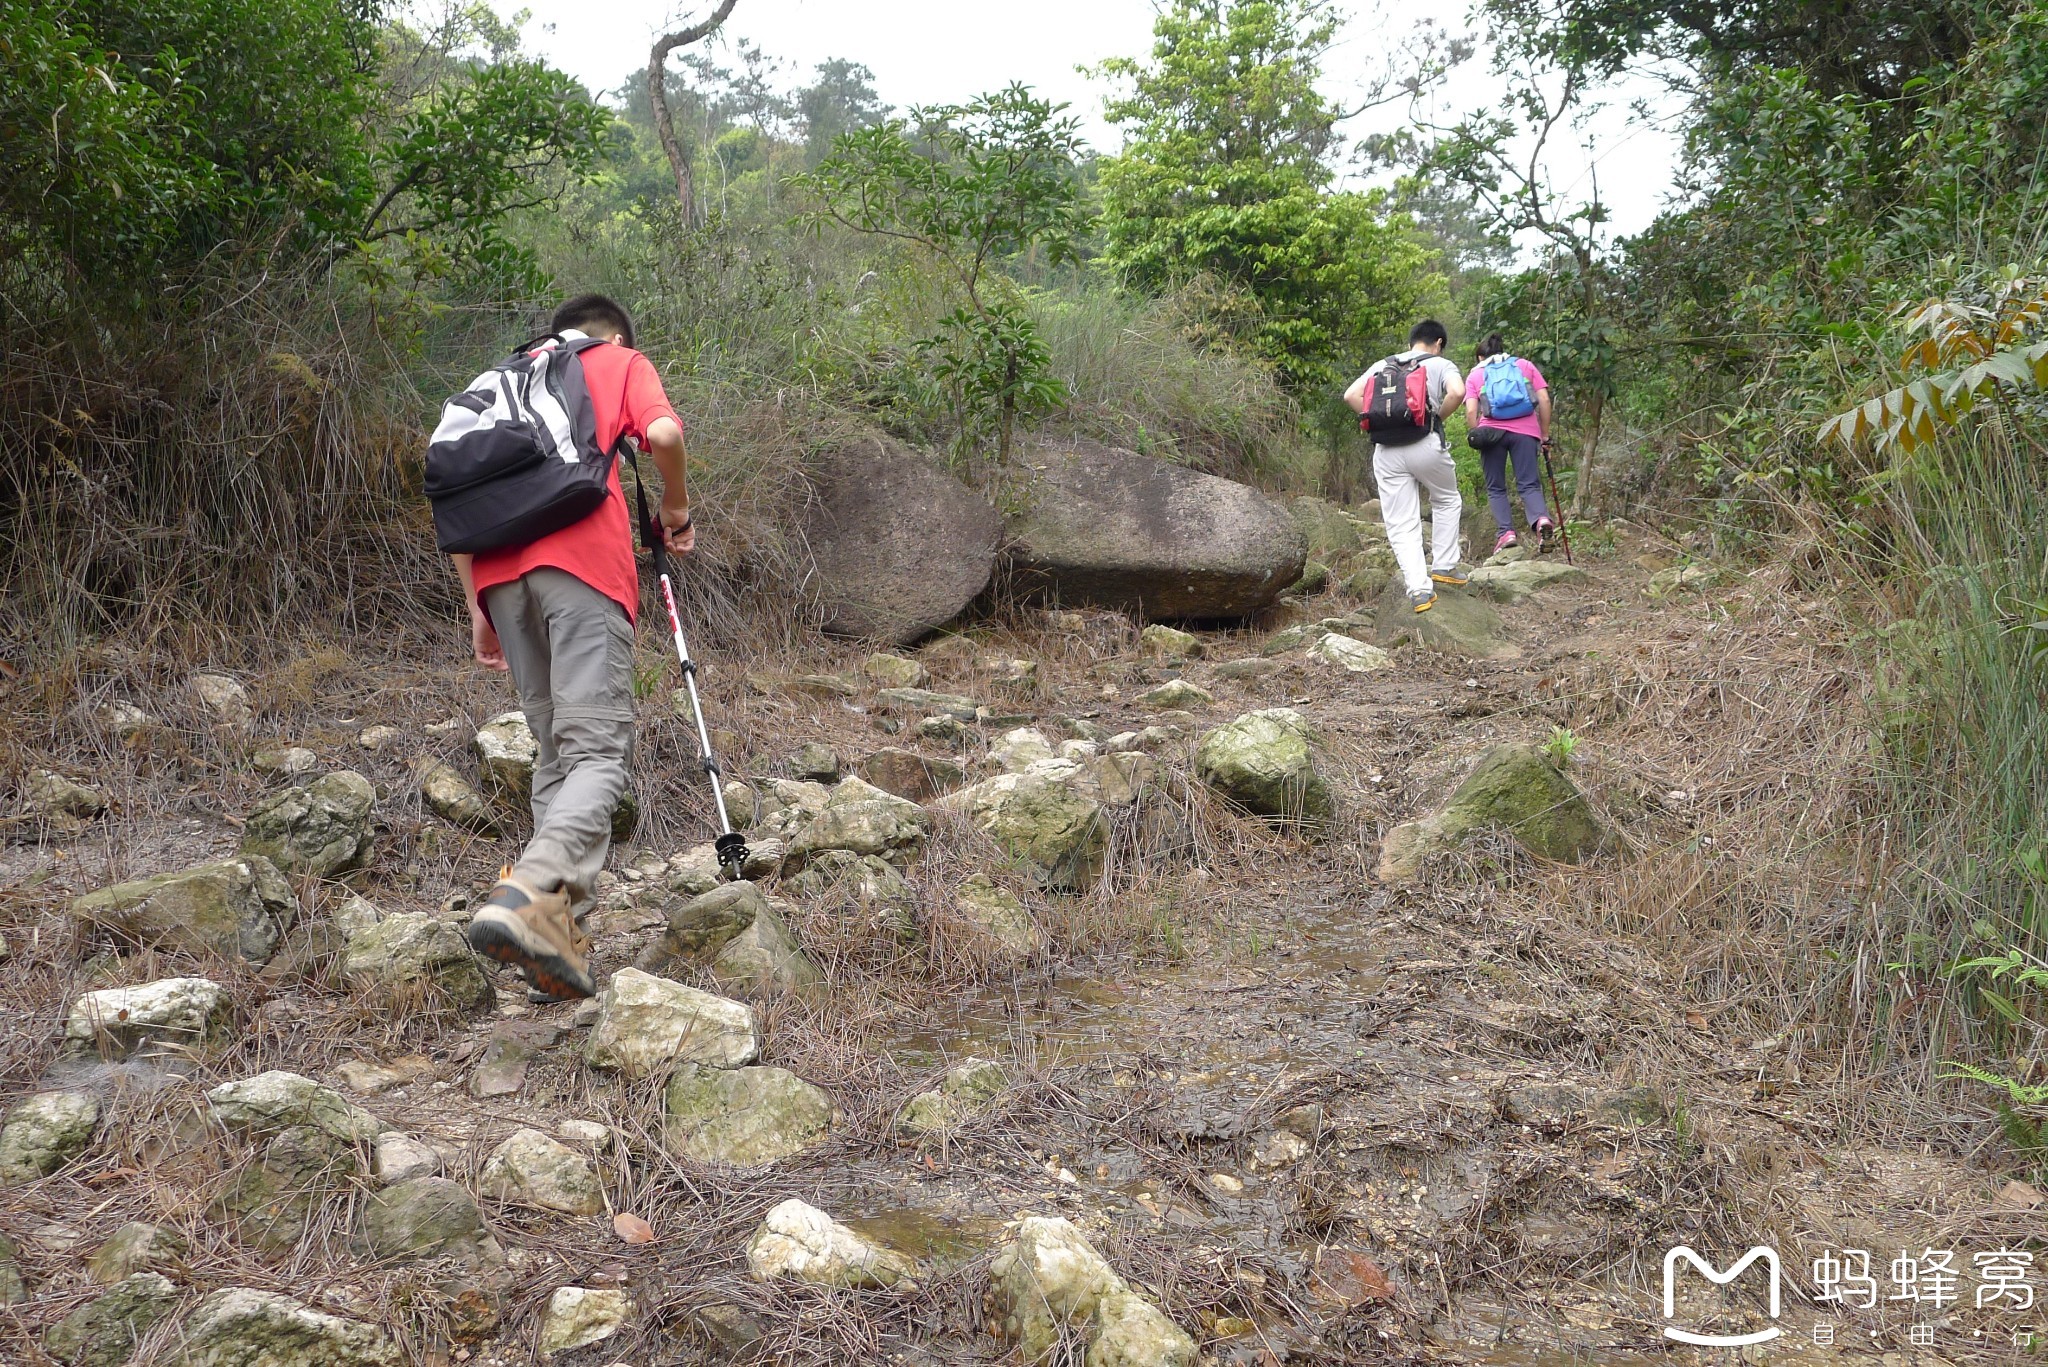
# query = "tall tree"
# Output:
<box><xmin>647</xmin><ymin>0</ymin><xmax>738</xmax><ymax>227</ymax></box>
<box><xmin>1092</xmin><ymin>0</ymin><xmax>1442</xmax><ymax>393</ymax></box>
<box><xmin>796</xmin><ymin>59</ymin><xmax>890</xmax><ymax>165</ymax></box>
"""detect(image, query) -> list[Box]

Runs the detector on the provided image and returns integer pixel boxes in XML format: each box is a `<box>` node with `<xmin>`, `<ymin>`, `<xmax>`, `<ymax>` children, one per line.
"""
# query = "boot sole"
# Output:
<box><xmin>468</xmin><ymin>912</ymin><xmax>595</xmax><ymax>1000</ymax></box>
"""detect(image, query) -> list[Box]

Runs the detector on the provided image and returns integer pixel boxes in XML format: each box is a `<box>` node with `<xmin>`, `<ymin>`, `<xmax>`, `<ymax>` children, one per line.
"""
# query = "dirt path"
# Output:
<box><xmin>1</xmin><ymin>528</ymin><xmax>2034</xmax><ymax>1366</ymax></box>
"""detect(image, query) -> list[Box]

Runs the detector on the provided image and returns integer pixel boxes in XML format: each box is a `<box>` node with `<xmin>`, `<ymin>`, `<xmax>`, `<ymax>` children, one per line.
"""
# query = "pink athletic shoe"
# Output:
<box><xmin>1494</xmin><ymin>530</ymin><xmax>1519</xmax><ymax>554</ymax></box>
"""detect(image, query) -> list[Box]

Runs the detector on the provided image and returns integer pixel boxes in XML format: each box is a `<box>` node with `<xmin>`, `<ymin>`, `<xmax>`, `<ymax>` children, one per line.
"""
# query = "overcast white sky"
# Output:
<box><xmin>510</xmin><ymin>0</ymin><xmax>1686</xmax><ymax>242</ymax></box>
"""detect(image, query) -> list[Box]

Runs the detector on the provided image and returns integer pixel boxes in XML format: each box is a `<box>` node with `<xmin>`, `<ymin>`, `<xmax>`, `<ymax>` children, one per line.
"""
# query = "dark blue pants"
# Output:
<box><xmin>1482</xmin><ymin>431</ymin><xmax>1550</xmax><ymax>533</ymax></box>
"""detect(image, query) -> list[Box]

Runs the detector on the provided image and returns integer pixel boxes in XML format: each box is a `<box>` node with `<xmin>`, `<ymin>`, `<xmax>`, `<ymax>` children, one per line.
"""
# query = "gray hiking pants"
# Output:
<box><xmin>482</xmin><ymin>567</ymin><xmax>634</xmax><ymax>904</ymax></box>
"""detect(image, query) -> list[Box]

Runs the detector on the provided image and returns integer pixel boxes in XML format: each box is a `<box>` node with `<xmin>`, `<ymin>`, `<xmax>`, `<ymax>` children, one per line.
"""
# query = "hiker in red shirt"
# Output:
<box><xmin>450</xmin><ymin>294</ymin><xmax>693</xmax><ymax>1000</ymax></box>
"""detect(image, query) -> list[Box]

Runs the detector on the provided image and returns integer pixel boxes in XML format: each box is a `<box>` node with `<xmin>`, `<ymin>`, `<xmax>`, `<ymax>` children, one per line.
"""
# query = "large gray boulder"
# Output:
<box><xmin>170</xmin><ymin>1287</ymin><xmax>400</xmax><ymax>1367</ymax></box>
<box><xmin>1001</xmin><ymin>438</ymin><xmax>1306</xmax><ymax>620</ymax></box>
<box><xmin>803</xmin><ymin>433</ymin><xmax>1002</xmax><ymax>645</ymax></box>
<box><xmin>70</xmin><ymin>856</ymin><xmax>296</xmax><ymax>962</ymax></box>
<box><xmin>240</xmin><ymin>771</ymin><xmax>376</xmax><ymax>878</ymax></box>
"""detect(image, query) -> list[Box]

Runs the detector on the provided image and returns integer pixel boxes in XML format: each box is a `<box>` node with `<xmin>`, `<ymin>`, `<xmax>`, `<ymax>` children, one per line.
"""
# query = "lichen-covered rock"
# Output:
<box><xmin>24</xmin><ymin>769</ymin><xmax>107</xmax><ymax>822</ymax></box>
<box><xmin>746</xmin><ymin>1199</ymin><xmax>917</xmax><ymax>1288</ymax></box>
<box><xmin>70</xmin><ymin>855</ymin><xmax>296</xmax><ymax>963</ymax></box>
<box><xmin>951</xmin><ymin>876</ymin><xmax>1044</xmax><ymax>962</ymax></box>
<box><xmin>1193</xmin><ymin>709</ymin><xmax>1331</xmax><ymax>827</ymax></box>
<box><xmin>1137</xmin><ymin>679</ymin><xmax>1212</xmax><ymax>710</ymax></box>
<box><xmin>64</xmin><ymin>977</ymin><xmax>228</xmax><ymax>1058</ymax></box>
<box><xmin>360</xmin><ymin>1176</ymin><xmax>501</xmax><ymax>1266</ymax></box>
<box><xmin>1377</xmin><ymin>743</ymin><xmax>1608</xmax><ymax>882</ymax></box>
<box><xmin>1137</xmin><ymin>625</ymin><xmax>1204</xmax><ymax>662</ymax></box>
<box><xmin>856</xmin><ymin>747</ymin><xmax>963</xmax><ymax>803</ymax></box>
<box><xmin>357</xmin><ymin>724</ymin><xmax>403</xmax><ymax>752</ymax></box>
<box><xmin>341</xmin><ymin>911</ymin><xmax>493</xmax><ymax>1010</ymax></box>
<box><xmin>862</xmin><ymin>652</ymin><xmax>929</xmax><ymax>689</ymax></box>
<box><xmin>788</xmin><ymin>741</ymin><xmax>841</xmax><ymax>783</ymax></box>
<box><xmin>1310</xmin><ymin>633</ymin><xmax>1394</xmax><ymax>673</ymax></box>
<box><xmin>252</xmin><ymin>746</ymin><xmax>318</xmax><ymax>777</ymax></box>
<box><xmin>990</xmin><ymin>727</ymin><xmax>1057</xmax><ymax>773</ymax></box>
<box><xmin>658</xmin><ymin>883</ymin><xmax>820</xmax><ymax>992</ymax></box>
<box><xmin>414</xmin><ymin>759</ymin><xmax>497</xmax><ymax>835</ymax></box>
<box><xmin>172</xmin><ymin>1287</ymin><xmax>401</xmax><ymax>1367</ymax></box>
<box><xmin>584</xmin><ymin>969</ymin><xmax>760</xmax><ymax>1079</ymax></box>
<box><xmin>898</xmin><ymin>1057</ymin><xmax>1009</xmax><ymax>1134</ymax></box>
<box><xmin>987</xmin><ymin>1216</ymin><xmax>1196</xmax><ymax>1366</ymax></box>
<box><xmin>45</xmin><ymin>1272</ymin><xmax>182</xmax><ymax>1367</ymax></box>
<box><xmin>876</xmin><ymin>686</ymin><xmax>982</xmax><ymax>721</ymax></box>
<box><xmin>189</xmin><ymin>673</ymin><xmax>252</xmax><ymax>729</ymax></box>
<box><xmin>97</xmin><ymin>701</ymin><xmax>155</xmax><ymax>741</ymax></box>
<box><xmin>1469</xmin><ymin>558</ymin><xmax>1587</xmax><ymax>602</ymax></box>
<box><xmin>474</xmin><ymin>711</ymin><xmax>538</xmax><ymax>800</ymax></box>
<box><xmin>1373</xmin><ymin>574</ymin><xmax>1510</xmax><ymax>658</ymax></box>
<box><xmin>206</xmin><ymin>1071</ymin><xmax>380</xmax><ymax>1246</ymax></box>
<box><xmin>1647</xmin><ymin>561</ymin><xmax>1725</xmax><ymax>597</ymax></box>
<box><xmin>538</xmin><ymin>1286</ymin><xmax>630</xmax><ymax>1358</ymax></box>
<box><xmin>783</xmin><ymin>777</ymin><xmax>930</xmax><ymax>869</ymax></box>
<box><xmin>372</xmin><ymin>1133</ymin><xmax>442</xmax><ymax>1186</ymax></box>
<box><xmin>240</xmin><ymin>771</ymin><xmax>375</xmax><ymax>878</ymax></box>
<box><xmin>1291</xmin><ymin>496</ymin><xmax>1365</xmax><ymax>561</ymax></box>
<box><xmin>478</xmin><ymin>1129</ymin><xmax>604</xmax><ymax>1215</ymax></box>
<box><xmin>1</xmin><ymin>1231</ymin><xmax>25</xmax><ymax>1305</ymax></box>
<box><xmin>943</xmin><ymin>764</ymin><xmax>1109</xmax><ymax>892</ymax></box>
<box><xmin>207</xmin><ymin>1071</ymin><xmax>381</xmax><ymax>1144</ymax></box>
<box><xmin>663</xmin><ymin>1064</ymin><xmax>835</xmax><ymax>1167</ymax></box>
<box><xmin>88</xmin><ymin>1222</ymin><xmax>186</xmax><ymax>1285</ymax></box>
<box><xmin>0</xmin><ymin>1091</ymin><xmax>100</xmax><ymax>1185</ymax></box>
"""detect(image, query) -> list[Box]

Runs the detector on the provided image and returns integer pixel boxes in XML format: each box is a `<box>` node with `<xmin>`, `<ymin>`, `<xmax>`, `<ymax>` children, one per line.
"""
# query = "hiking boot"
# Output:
<box><xmin>467</xmin><ymin>872</ymin><xmax>595</xmax><ymax>1000</ymax></box>
<box><xmin>1534</xmin><ymin>517</ymin><xmax>1558</xmax><ymax>550</ymax></box>
<box><xmin>1409</xmin><ymin>587</ymin><xmax>1438</xmax><ymax>614</ymax></box>
<box><xmin>1494</xmin><ymin>530</ymin><xmax>1519</xmax><ymax>554</ymax></box>
<box><xmin>1430</xmin><ymin>564</ymin><xmax>1473</xmax><ymax>587</ymax></box>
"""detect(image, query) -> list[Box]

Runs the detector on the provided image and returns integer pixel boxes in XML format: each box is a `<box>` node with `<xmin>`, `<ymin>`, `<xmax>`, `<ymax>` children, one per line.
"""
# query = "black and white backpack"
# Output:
<box><xmin>424</xmin><ymin>331</ymin><xmax>621</xmax><ymax>554</ymax></box>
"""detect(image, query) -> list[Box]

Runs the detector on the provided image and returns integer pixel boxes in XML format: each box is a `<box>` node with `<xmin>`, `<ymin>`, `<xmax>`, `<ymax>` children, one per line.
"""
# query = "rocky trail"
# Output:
<box><xmin>0</xmin><ymin>500</ymin><xmax>2036</xmax><ymax>1367</ymax></box>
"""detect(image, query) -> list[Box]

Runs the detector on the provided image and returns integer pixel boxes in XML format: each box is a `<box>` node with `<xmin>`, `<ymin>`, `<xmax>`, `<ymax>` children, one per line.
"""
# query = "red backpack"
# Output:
<box><xmin>1361</xmin><ymin>354</ymin><xmax>1434</xmax><ymax>445</ymax></box>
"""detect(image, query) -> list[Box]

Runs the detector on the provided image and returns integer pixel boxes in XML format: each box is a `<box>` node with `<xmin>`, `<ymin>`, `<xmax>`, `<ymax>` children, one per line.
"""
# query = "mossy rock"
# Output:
<box><xmin>1193</xmin><ymin>709</ymin><xmax>1332</xmax><ymax>828</ymax></box>
<box><xmin>1378</xmin><ymin>743</ymin><xmax>1608</xmax><ymax>882</ymax></box>
<box><xmin>1372</xmin><ymin>574</ymin><xmax>1510</xmax><ymax>658</ymax></box>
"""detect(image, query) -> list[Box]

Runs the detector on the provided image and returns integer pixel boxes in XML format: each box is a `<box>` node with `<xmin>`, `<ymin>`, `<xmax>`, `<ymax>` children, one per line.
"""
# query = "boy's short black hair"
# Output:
<box><xmin>1409</xmin><ymin>319</ymin><xmax>1450</xmax><ymax>348</ymax></box>
<box><xmin>552</xmin><ymin>293</ymin><xmax>635</xmax><ymax>349</ymax></box>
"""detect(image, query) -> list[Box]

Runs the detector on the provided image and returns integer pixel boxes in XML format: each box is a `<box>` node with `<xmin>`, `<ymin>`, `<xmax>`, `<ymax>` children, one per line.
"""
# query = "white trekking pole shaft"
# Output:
<box><xmin>656</xmin><ymin>567</ymin><xmax>747</xmax><ymax>875</ymax></box>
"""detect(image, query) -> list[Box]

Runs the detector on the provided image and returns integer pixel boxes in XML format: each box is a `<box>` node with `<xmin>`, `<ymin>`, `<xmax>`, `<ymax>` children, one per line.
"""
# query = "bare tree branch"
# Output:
<box><xmin>649</xmin><ymin>0</ymin><xmax>739</xmax><ymax>228</ymax></box>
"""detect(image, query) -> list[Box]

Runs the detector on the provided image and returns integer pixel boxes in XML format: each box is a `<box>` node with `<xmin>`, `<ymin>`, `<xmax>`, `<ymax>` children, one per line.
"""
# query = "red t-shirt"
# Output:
<box><xmin>470</xmin><ymin>343</ymin><xmax>679</xmax><ymax>624</ymax></box>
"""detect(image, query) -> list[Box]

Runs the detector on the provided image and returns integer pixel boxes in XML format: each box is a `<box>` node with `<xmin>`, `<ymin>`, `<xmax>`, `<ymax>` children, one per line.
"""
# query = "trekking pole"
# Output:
<box><xmin>1540</xmin><ymin>439</ymin><xmax>1575</xmax><ymax>565</ymax></box>
<box><xmin>631</xmin><ymin>451</ymin><xmax>749</xmax><ymax>878</ymax></box>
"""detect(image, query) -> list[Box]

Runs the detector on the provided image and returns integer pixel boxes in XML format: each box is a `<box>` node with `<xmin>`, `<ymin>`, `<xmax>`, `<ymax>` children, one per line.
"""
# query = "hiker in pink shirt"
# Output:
<box><xmin>1463</xmin><ymin>333</ymin><xmax>1558</xmax><ymax>554</ymax></box>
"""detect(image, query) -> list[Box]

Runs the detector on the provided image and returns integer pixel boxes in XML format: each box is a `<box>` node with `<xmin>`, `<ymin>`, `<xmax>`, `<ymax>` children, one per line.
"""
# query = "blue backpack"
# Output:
<box><xmin>1480</xmin><ymin>355</ymin><xmax>1536</xmax><ymax>420</ymax></box>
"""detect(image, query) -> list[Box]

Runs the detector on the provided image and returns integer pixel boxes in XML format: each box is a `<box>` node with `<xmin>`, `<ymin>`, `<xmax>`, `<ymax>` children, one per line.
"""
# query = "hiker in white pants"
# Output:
<box><xmin>1344</xmin><ymin>320</ymin><xmax>1471</xmax><ymax>613</ymax></box>
<box><xmin>1375</xmin><ymin>440</ymin><xmax>1465</xmax><ymax>604</ymax></box>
